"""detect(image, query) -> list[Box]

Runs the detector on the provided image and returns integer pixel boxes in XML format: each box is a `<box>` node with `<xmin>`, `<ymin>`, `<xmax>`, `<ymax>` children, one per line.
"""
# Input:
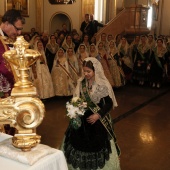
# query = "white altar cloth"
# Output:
<box><xmin>0</xmin><ymin>133</ymin><xmax>68</xmax><ymax>170</ymax></box>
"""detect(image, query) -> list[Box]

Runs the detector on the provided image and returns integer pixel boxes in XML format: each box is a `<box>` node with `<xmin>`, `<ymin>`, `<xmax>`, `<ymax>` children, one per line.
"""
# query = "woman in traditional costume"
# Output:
<box><xmin>165</xmin><ymin>37</ymin><xmax>170</xmax><ymax>82</ymax></box>
<box><xmin>76</xmin><ymin>44</ymin><xmax>89</xmax><ymax>76</ymax></box>
<box><xmin>62</xmin><ymin>34</ymin><xmax>75</xmax><ymax>52</ymax></box>
<box><xmin>147</xmin><ymin>34</ymin><xmax>156</xmax><ymax>51</ymax></box>
<box><xmin>81</xmin><ymin>34</ymin><xmax>90</xmax><ymax>52</ymax></box>
<box><xmin>51</xmin><ymin>48</ymin><xmax>75</xmax><ymax>96</ymax></box>
<box><xmin>107</xmin><ymin>40</ymin><xmax>126</xmax><ymax>88</ymax></box>
<box><xmin>130</xmin><ymin>35</ymin><xmax>140</xmax><ymax>66</ymax></box>
<box><xmin>148</xmin><ymin>38</ymin><xmax>167</xmax><ymax>88</ymax></box>
<box><xmin>117</xmin><ymin>36</ymin><xmax>133</xmax><ymax>82</ymax></box>
<box><xmin>96</xmin><ymin>33</ymin><xmax>109</xmax><ymax>51</ymax></box>
<box><xmin>97</xmin><ymin>41</ymin><xmax>114</xmax><ymax>87</ymax></box>
<box><xmin>63</xmin><ymin>57</ymin><xmax>121</xmax><ymax>170</ymax></box>
<box><xmin>89</xmin><ymin>43</ymin><xmax>98</xmax><ymax>58</ymax></box>
<box><xmin>29</xmin><ymin>34</ymin><xmax>41</xmax><ymax>49</ymax></box>
<box><xmin>32</xmin><ymin>40</ymin><xmax>55</xmax><ymax>99</ymax></box>
<box><xmin>45</xmin><ymin>34</ymin><xmax>59</xmax><ymax>72</ymax></box>
<box><xmin>132</xmin><ymin>35</ymin><xmax>151</xmax><ymax>85</ymax></box>
<box><xmin>66</xmin><ymin>47</ymin><xmax>80</xmax><ymax>84</ymax></box>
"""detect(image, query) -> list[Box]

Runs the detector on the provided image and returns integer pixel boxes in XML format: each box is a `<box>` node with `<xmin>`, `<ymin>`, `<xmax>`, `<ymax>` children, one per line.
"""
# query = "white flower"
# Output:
<box><xmin>66</xmin><ymin>97</ymin><xmax>86</xmax><ymax>120</ymax></box>
<box><xmin>67</xmin><ymin>109</ymin><xmax>76</xmax><ymax>119</ymax></box>
<box><xmin>71</xmin><ymin>97</ymin><xmax>79</xmax><ymax>103</ymax></box>
<box><xmin>82</xmin><ymin>102</ymin><xmax>87</xmax><ymax>108</ymax></box>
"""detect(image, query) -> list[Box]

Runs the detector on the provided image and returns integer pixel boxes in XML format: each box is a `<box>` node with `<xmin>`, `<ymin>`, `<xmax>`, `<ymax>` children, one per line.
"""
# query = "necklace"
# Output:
<box><xmin>87</xmin><ymin>80</ymin><xmax>94</xmax><ymax>91</ymax></box>
<box><xmin>88</xmin><ymin>84</ymin><xmax>92</xmax><ymax>90</ymax></box>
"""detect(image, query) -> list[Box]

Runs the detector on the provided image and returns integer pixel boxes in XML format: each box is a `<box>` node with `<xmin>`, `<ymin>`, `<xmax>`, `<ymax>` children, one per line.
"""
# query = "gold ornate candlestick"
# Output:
<box><xmin>3</xmin><ymin>36</ymin><xmax>40</xmax><ymax>96</ymax></box>
<box><xmin>0</xmin><ymin>36</ymin><xmax>45</xmax><ymax>151</ymax></box>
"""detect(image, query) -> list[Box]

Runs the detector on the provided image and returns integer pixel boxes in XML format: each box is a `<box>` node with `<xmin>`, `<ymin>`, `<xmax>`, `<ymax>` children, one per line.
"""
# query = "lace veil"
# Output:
<box><xmin>74</xmin><ymin>57</ymin><xmax>118</xmax><ymax>108</ymax></box>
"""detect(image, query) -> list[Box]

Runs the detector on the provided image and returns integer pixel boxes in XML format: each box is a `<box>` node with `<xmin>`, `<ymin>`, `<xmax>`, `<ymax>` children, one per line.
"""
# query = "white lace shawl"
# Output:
<box><xmin>74</xmin><ymin>57</ymin><xmax>118</xmax><ymax>108</ymax></box>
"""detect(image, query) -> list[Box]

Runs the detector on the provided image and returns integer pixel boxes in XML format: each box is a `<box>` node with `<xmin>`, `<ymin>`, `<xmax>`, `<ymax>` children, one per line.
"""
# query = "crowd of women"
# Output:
<box><xmin>23</xmin><ymin>29</ymin><xmax>170</xmax><ymax>100</ymax></box>
<box><xmin>21</xmin><ymin>28</ymin><xmax>170</xmax><ymax>170</ymax></box>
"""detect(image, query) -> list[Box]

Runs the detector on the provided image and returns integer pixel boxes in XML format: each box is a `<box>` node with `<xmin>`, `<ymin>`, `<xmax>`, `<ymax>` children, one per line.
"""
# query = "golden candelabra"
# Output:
<box><xmin>0</xmin><ymin>36</ymin><xmax>45</xmax><ymax>151</ymax></box>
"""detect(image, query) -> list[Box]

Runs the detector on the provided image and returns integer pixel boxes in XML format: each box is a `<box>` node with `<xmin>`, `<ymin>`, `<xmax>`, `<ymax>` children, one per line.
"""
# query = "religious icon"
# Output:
<box><xmin>48</xmin><ymin>0</ymin><xmax>76</xmax><ymax>4</ymax></box>
<box><xmin>6</xmin><ymin>0</ymin><xmax>29</xmax><ymax>17</ymax></box>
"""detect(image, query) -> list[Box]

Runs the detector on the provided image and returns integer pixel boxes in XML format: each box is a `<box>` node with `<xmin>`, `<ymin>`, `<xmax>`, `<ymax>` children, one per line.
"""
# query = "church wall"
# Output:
<box><xmin>0</xmin><ymin>1</ymin><xmax>5</xmax><ymax>15</ymax></box>
<box><xmin>159</xmin><ymin>0</ymin><xmax>170</xmax><ymax>35</ymax></box>
<box><xmin>0</xmin><ymin>0</ymin><xmax>170</xmax><ymax>36</ymax></box>
<box><xmin>43</xmin><ymin>0</ymin><xmax>82</xmax><ymax>35</ymax></box>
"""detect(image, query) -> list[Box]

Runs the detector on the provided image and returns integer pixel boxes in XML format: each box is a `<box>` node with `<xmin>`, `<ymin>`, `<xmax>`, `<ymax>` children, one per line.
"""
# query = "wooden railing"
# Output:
<box><xmin>96</xmin><ymin>5</ymin><xmax>150</xmax><ymax>41</ymax></box>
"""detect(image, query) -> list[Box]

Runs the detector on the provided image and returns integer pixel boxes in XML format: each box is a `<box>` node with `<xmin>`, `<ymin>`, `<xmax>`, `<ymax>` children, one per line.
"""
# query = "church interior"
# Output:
<box><xmin>37</xmin><ymin>82</ymin><xmax>170</xmax><ymax>170</ymax></box>
<box><xmin>0</xmin><ymin>0</ymin><xmax>170</xmax><ymax>170</ymax></box>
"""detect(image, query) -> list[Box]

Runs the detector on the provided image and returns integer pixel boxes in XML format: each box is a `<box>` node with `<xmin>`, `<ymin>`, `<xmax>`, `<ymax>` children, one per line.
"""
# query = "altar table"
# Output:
<box><xmin>0</xmin><ymin>133</ymin><xmax>68</xmax><ymax>170</ymax></box>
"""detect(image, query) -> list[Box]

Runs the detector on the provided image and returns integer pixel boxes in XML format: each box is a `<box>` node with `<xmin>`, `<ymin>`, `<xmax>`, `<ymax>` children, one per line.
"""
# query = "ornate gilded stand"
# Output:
<box><xmin>0</xmin><ymin>36</ymin><xmax>45</xmax><ymax>151</ymax></box>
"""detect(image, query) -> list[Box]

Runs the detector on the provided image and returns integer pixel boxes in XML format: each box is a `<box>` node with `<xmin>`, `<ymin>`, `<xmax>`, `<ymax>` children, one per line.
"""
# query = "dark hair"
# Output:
<box><xmin>50</xmin><ymin>34</ymin><xmax>55</xmax><ymax>39</ymax></box>
<box><xmin>36</xmin><ymin>40</ymin><xmax>43</xmax><ymax>46</ymax></box>
<box><xmin>83</xmin><ymin>60</ymin><xmax>94</xmax><ymax>71</ymax></box>
<box><xmin>148</xmin><ymin>34</ymin><xmax>153</xmax><ymax>38</ymax></box>
<box><xmin>141</xmin><ymin>35</ymin><xmax>146</xmax><ymax>38</ymax></box>
<box><xmin>157</xmin><ymin>38</ymin><xmax>163</xmax><ymax>43</ymax></box>
<box><xmin>2</xmin><ymin>9</ymin><xmax>25</xmax><ymax>25</ymax></box>
<box><xmin>121</xmin><ymin>35</ymin><xmax>127</xmax><ymax>39</ymax></box>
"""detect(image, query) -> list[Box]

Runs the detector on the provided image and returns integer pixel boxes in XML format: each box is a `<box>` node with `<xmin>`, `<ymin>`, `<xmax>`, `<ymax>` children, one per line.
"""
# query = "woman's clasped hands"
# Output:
<box><xmin>87</xmin><ymin>113</ymin><xmax>101</xmax><ymax>124</ymax></box>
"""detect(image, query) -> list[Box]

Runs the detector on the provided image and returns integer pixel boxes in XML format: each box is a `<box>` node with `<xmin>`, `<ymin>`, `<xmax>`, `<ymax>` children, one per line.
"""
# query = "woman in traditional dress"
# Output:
<box><xmin>66</xmin><ymin>47</ymin><xmax>80</xmax><ymax>84</ymax></box>
<box><xmin>45</xmin><ymin>34</ymin><xmax>59</xmax><ymax>72</ymax></box>
<box><xmin>147</xmin><ymin>34</ymin><xmax>156</xmax><ymax>51</ymax></box>
<box><xmin>62</xmin><ymin>34</ymin><xmax>75</xmax><ymax>52</ymax></box>
<box><xmin>63</xmin><ymin>57</ymin><xmax>121</xmax><ymax>170</ymax></box>
<box><xmin>115</xmin><ymin>34</ymin><xmax>122</xmax><ymax>48</ymax></box>
<box><xmin>130</xmin><ymin>35</ymin><xmax>140</xmax><ymax>65</ymax></box>
<box><xmin>76</xmin><ymin>44</ymin><xmax>89</xmax><ymax>76</ymax></box>
<box><xmin>97</xmin><ymin>33</ymin><xmax>109</xmax><ymax>51</ymax></box>
<box><xmin>132</xmin><ymin>35</ymin><xmax>151</xmax><ymax>85</ymax></box>
<box><xmin>97</xmin><ymin>41</ymin><xmax>114</xmax><ymax>87</ymax></box>
<box><xmin>107</xmin><ymin>40</ymin><xmax>126</xmax><ymax>88</ymax></box>
<box><xmin>165</xmin><ymin>37</ymin><xmax>170</xmax><ymax>82</ymax></box>
<box><xmin>89</xmin><ymin>43</ymin><xmax>98</xmax><ymax>58</ymax></box>
<box><xmin>51</xmin><ymin>48</ymin><xmax>75</xmax><ymax>96</ymax></box>
<box><xmin>81</xmin><ymin>34</ymin><xmax>90</xmax><ymax>52</ymax></box>
<box><xmin>32</xmin><ymin>40</ymin><xmax>55</xmax><ymax>99</ymax></box>
<box><xmin>148</xmin><ymin>38</ymin><xmax>167</xmax><ymax>88</ymax></box>
<box><xmin>29</xmin><ymin>34</ymin><xmax>41</xmax><ymax>49</ymax></box>
<box><xmin>118</xmin><ymin>36</ymin><xmax>133</xmax><ymax>82</ymax></box>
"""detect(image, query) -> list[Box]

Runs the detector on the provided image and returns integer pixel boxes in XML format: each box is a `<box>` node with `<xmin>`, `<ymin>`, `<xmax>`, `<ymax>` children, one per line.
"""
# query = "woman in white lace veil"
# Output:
<box><xmin>31</xmin><ymin>40</ymin><xmax>55</xmax><ymax>99</ymax></box>
<box><xmin>76</xmin><ymin>43</ymin><xmax>89</xmax><ymax>76</ymax></box>
<box><xmin>89</xmin><ymin>43</ymin><xmax>98</xmax><ymax>58</ymax></box>
<box><xmin>117</xmin><ymin>36</ymin><xmax>133</xmax><ymax>81</ymax></box>
<box><xmin>51</xmin><ymin>48</ymin><xmax>75</xmax><ymax>96</ymax></box>
<box><xmin>66</xmin><ymin>47</ymin><xmax>80</xmax><ymax>84</ymax></box>
<box><xmin>63</xmin><ymin>57</ymin><xmax>120</xmax><ymax>170</ymax></box>
<box><xmin>62</xmin><ymin>34</ymin><xmax>75</xmax><ymax>52</ymax></box>
<box><xmin>74</xmin><ymin>57</ymin><xmax>118</xmax><ymax>109</ymax></box>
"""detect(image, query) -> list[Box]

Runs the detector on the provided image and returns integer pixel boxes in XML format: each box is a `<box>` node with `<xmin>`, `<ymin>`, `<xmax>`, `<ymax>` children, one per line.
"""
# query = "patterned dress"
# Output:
<box><xmin>51</xmin><ymin>49</ymin><xmax>75</xmax><ymax>96</ymax></box>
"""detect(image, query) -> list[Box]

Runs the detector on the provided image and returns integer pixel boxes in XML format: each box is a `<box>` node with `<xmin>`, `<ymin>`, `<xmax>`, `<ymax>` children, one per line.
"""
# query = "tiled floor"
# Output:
<box><xmin>37</xmin><ymin>83</ymin><xmax>170</xmax><ymax>170</ymax></box>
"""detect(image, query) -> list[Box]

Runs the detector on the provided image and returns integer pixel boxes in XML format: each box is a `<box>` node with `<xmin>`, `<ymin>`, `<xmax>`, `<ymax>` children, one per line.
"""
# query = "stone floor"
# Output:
<box><xmin>37</xmin><ymin>82</ymin><xmax>170</xmax><ymax>170</ymax></box>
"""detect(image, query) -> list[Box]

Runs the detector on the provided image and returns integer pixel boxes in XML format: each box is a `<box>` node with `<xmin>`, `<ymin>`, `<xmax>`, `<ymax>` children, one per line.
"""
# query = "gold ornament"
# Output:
<box><xmin>0</xmin><ymin>36</ymin><xmax>45</xmax><ymax>151</ymax></box>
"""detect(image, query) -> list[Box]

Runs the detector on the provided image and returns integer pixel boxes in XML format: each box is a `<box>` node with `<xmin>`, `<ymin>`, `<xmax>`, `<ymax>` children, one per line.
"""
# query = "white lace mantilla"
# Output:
<box><xmin>90</xmin><ymin>84</ymin><xmax>109</xmax><ymax>104</ymax></box>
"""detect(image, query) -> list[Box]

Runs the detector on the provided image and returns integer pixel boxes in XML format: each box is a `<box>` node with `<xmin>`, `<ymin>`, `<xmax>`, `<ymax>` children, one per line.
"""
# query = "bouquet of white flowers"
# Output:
<box><xmin>66</xmin><ymin>97</ymin><xmax>87</xmax><ymax>129</ymax></box>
